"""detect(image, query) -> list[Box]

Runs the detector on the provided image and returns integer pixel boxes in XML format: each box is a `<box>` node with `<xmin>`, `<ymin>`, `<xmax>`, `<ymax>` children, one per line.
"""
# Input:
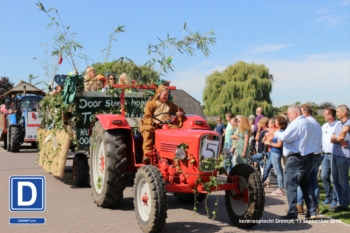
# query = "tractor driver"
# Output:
<box><xmin>28</xmin><ymin>101</ymin><xmax>39</xmax><ymax>111</ymax></box>
<box><xmin>141</xmin><ymin>85</ymin><xmax>185</xmax><ymax>163</ymax></box>
<box><xmin>0</xmin><ymin>98</ymin><xmax>14</xmax><ymax>114</ymax></box>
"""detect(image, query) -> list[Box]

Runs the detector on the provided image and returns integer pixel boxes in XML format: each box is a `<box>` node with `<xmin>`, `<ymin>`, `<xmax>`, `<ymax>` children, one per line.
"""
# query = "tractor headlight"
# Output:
<box><xmin>175</xmin><ymin>148</ymin><xmax>186</xmax><ymax>160</ymax></box>
<box><xmin>221</xmin><ymin>149</ymin><xmax>230</xmax><ymax>159</ymax></box>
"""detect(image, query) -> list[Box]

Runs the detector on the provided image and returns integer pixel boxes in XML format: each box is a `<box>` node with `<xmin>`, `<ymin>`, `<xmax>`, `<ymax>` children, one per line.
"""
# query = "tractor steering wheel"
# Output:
<box><xmin>151</xmin><ymin>112</ymin><xmax>177</xmax><ymax>126</ymax></box>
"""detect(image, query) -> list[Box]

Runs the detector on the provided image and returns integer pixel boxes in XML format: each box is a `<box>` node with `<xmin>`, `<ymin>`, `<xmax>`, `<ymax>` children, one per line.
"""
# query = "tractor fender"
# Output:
<box><xmin>95</xmin><ymin>114</ymin><xmax>131</xmax><ymax>131</ymax></box>
<box><xmin>7</xmin><ymin>114</ymin><xmax>17</xmax><ymax>125</ymax></box>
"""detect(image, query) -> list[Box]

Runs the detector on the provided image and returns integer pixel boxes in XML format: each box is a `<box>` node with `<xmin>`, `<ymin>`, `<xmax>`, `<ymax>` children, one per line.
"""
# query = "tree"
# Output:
<box><xmin>318</xmin><ymin>101</ymin><xmax>335</xmax><ymax>109</ymax></box>
<box><xmin>27</xmin><ymin>74</ymin><xmax>44</xmax><ymax>86</ymax></box>
<box><xmin>0</xmin><ymin>76</ymin><xmax>14</xmax><ymax>97</ymax></box>
<box><xmin>92</xmin><ymin>61</ymin><xmax>160</xmax><ymax>84</ymax></box>
<box><xmin>203</xmin><ymin>61</ymin><xmax>274</xmax><ymax>117</ymax></box>
<box><xmin>301</xmin><ymin>101</ymin><xmax>318</xmax><ymax>116</ymax></box>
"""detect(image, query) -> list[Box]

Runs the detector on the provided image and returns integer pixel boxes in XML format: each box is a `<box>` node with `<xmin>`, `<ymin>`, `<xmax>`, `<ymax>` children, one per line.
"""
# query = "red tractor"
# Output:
<box><xmin>89</xmin><ymin>85</ymin><xmax>264</xmax><ymax>233</ymax></box>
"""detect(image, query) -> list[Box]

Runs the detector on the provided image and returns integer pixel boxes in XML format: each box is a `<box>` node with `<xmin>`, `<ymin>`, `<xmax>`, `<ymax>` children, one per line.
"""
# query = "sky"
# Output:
<box><xmin>0</xmin><ymin>0</ymin><xmax>349</xmax><ymax>108</ymax></box>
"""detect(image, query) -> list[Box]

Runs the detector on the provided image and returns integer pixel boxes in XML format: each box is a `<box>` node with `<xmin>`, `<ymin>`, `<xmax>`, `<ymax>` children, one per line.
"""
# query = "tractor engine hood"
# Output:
<box><xmin>155</xmin><ymin>128</ymin><xmax>222</xmax><ymax>164</ymax></box>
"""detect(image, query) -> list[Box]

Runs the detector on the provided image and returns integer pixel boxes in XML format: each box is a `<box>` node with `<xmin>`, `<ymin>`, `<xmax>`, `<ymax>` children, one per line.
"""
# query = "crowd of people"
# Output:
<box><xmin>83</xmin><ymin>66</ymin><xmax>132</xmax><ymax>92</ymax></box>
<box><xmin>49</xmin><ymin>67</ymin><xmax>133</xmax><ymax>96</ymax></box>
<box><xmin>214</xmin><ymin>104</ymin><xmax>350</xmax><ymax>219</ymax></box>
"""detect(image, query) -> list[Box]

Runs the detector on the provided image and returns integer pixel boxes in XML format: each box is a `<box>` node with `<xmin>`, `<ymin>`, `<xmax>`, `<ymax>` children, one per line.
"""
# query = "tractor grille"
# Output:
<box><xmin>160</xmin><ymin>142</ymin><xmax>178</xmax><ymax>152</ymax></box>
<box><xmin>199</xmin><ymin>134</ymin><xmax>221</xmax><ymax>172</ymax></box>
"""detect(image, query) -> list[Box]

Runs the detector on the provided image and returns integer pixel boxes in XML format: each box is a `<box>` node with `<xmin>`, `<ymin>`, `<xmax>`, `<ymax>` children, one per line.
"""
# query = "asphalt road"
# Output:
<box><xmin>0</xmin><ymin>142</ymin><xmax>349</xmax><ymax>233</ymax></box>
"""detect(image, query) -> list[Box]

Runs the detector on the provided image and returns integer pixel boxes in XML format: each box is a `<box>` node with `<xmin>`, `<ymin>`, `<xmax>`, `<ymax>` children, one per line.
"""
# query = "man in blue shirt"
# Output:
<box><xmin>330</xmin><ymin>104</ymin><xmax>350</xmax><ymax>212</ymax></box>
<box><xmin>275</xmin><ymin>105</ymin><xmax>317</xmax><ymax>220</ymax></box>
<box><xmin>214</xmin><ymin>117</ymin><xmax>226</xmax><ymax>148</ymax></box>
<box><xmin>295</xmin><ymin>104</ymin><xmax>323</xmax><ymax>214</ymax></box>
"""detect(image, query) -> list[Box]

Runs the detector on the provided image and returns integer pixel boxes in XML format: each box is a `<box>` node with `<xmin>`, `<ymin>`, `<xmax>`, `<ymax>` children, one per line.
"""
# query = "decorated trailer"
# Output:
<box><xmin>38</xmin><ymin>83</ymin><xmax>264</xmax><ymax>233</ymax></box>
<box><xmin>37</xmin><ymin>87</ymin><xmax>149</xmax><ymax>187</ymax></box>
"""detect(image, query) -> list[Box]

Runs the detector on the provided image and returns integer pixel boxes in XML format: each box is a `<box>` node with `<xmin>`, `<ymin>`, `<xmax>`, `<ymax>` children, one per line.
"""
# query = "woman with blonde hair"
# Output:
<box><xmin>118</xmin><ymin>73</ymin><xmax>132</xmax><ymax>85</ymax></box>
<box><xmin>84</xmin><ymin>66</ymin><xmax>99</xmax><ymax>91</ymax></box>
<box><xmin>231</xmin><ymin>115</ymin><xmax>252</xmax><ymax>165</ymax></box>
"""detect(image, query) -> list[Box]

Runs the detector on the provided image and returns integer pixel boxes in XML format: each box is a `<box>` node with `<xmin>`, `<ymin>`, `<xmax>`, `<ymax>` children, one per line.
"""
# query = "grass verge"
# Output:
<box><xmin>317</xmin><ymin>171</ymin><xmax>350</xmax><ymax>225</ymax></box>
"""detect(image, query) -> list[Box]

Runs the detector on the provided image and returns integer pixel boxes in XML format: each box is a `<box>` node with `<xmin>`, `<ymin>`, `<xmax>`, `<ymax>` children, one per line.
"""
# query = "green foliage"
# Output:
<box><xmin>301</xmin><ymin>101</ymin><xmax>319</xmax><ymax>116</ymax></box>
<box><xmin>273</xmin><ymin>105</ymin><xmax>289</xmax><ymax>116</ymax></box>
<box><xmin>207</xmin><ymin>122</ymin><xmax>216</xmax><ymax>130</ymax></box>
<box><xmin>89</xmin><ymin>23</ymin><xmax>216</xmax><ymax>84</ymax></box>
<box><xmin>38</xmin><ymin>93</ymin><xmax>70</xmax><ymax>130</ymax></box>
<box><xmin>101</xmin><ymin>26</ymin><xmax>125</xmax><ymax>64</ymax></box>
<box><xmin>192</xmin><ymin>156</ymin><xmax>224</xmax><ymax>219</ymax></box>
<box><xmin>96</xmin><ymin>176</ymin><xmax>102</xmax><ymax>190</ymax></box>
<box><xmin>318</xmin><ymin>101</ymin><xmax>335</xmax><ymax>109</ymax></box>
<box><xmin>27</xmin><ymin>74</ymin><xmax>44</xmax><ymax>86</ymax></box>
<box><xmin>203</xmin><ymin>61</ymin><xmax>274</xmax><ymax>117</ymax></box>
<box><xmin>314</xmin><ymin>115</ymin><xmax>326</xmax><ymax>126</ymax></box>
<box><xmin>176</xmin><ymin>143</ymin><xmax>189</xmax><ymax>149</ymax></box>
<box><xmin>37</xmin><ymin>1</ymin><xmax>85</xmax><ymax>71</ymax></box>
<box><xmin>145</xmin><ymin>22</ymin><xmax>216</xmax><ymax>78</ymax></box>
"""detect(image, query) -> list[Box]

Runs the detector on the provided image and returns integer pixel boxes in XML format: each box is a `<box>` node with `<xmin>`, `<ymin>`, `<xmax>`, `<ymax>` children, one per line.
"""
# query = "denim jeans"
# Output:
<box><xmin>331</xmin><ymin>155</ymin><xmax>350</xmax><ymax>208</ymax></box>
<box><xmin>284</xmin><ymin>154</ymin><xmax>316</xmax><ymax>217</ymax></box>
<box><xmin>271</xmin><ymin>152</ymin><xmax>284</xmax><ymax>189</ymax></box>
<box><xmin>297</xmin><ymin>154</ymin><xmax>323</xmax><ymax>206</ymax></box>
<box><xmin>262</xmin><ymin>152</ymin><xmax>272</xmax><ymax>183</ymax></box>
<box><xmin>252</xmin><ymin>153</ymin><xmax>264</xmax><ymax>167</ymax></box>
<box><xmin>321</xmin><ymin>153</ymin><xmax>338</xmax><ymax>203</ymax></box>
<box><xmin>223</xmin><ymin>143</ymin><xmax>234</xmax><ymax>174</ymax></box>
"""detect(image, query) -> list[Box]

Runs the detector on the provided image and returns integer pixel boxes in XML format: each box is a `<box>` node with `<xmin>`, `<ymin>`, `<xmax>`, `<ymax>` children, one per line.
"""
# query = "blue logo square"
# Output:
<box><xmin>9</xmin><ymin>176</ymin><xmax>46</xmax><ymax>212</ymax></box>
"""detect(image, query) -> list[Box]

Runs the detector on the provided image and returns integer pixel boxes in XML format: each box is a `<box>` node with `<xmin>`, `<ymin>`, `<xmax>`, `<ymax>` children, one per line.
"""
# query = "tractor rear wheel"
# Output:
<box><xmin>175</xmin><ymin>193</ymin><xmax>206</xmax><ymax>204</ymax></box>
<box><xmin>89</xmin><ymin>121</ymin><xmax>127</xmax><ymax>207</ymax></box>
<box><xmin>73</xmin><ymin>153</ymin><xmax>89</xmax><ymax>187</ymax></box>
<box><xmin>10</xmin><ymin>126</ymin><xmax>21</xmax><ymax>152</ymax></box>
<box><xmin>31</xmin><ymin>142</ymin><xmax>38</xmax><ymax>149</ymax></box>
<box><xmin>134</xmin><ymin>165</ymin><xmax>167</xmax><ymax>233</ymax></box>
<box><xmin>225</xmin><ymin>163</ymin><xmax>264</xmax><ymax>228</ymax></box>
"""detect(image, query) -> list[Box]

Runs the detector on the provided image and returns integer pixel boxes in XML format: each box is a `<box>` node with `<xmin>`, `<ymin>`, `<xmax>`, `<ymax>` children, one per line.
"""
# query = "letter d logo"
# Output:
<box><xmin>18</xmin><ymin>182</ymin><xmax>37</xmax><ymax>206</ymax></box>
<box><xmin>10</xmin><ymin>176</ymin><xmax>45</xmax><ymax>212</ymax></box>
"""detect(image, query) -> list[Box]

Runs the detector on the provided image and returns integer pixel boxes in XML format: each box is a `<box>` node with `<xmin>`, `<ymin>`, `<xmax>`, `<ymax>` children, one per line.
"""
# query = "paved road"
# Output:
<box><xmin>1</xmin><ymin>143</ymin><xmax>349</xmax><ymax>233</ymax></box>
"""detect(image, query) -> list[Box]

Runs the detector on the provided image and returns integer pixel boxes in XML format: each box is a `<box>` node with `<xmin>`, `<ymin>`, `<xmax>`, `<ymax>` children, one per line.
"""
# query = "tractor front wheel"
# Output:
<box><xmin>89</xmin><ymin>121</ymin><xmax>127</xmax><ymax>207</ymax></box>
<box><xmin>73</xmin><ymin>153</ymin><xmax>89</xmax><ymax>187</ymax></box>
<box><xmin>134</xmin><ymin>165</ymin><xmax>167</xmax><ymax>233</ymax></box>
<box><xmin>225</xmin><ymin>163</ymin><xmax>264</xmax><ymax>228</ymax></box>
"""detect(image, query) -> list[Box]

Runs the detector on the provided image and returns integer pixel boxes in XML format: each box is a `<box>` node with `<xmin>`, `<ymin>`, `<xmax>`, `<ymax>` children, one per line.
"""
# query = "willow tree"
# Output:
<box><xmin>203</xmin><ymin>61</ymin><xmax>274</xmax><ymax>117</ymax></box>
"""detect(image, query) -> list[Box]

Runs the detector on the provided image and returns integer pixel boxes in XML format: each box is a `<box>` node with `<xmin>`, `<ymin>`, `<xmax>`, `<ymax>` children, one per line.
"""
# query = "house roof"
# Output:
<box><xmin>0</xmin><ymin>80</ymin><xmax>46</xmax><ymax>99</ymax></box>
<box><xmin>171</xmin><ymin>89</ymin><xmax>206</xmax><ymax>119</ymax></box>
<box><xmin>317</xmin><ymin>109</ymin><xmax>325</xmax><ymax>116</ymax></box>
<box><xmin>205</xmin><ymin>116</ymin><xmax>218</xmax><ymax>123</ymax></box>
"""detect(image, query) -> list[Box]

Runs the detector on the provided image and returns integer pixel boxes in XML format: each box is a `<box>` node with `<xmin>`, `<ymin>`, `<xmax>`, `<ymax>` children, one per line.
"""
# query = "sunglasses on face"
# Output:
<box><xmin>109</xmin><ymin>78</ymin><xmax>116</xmax><ymax>80</ymax></box>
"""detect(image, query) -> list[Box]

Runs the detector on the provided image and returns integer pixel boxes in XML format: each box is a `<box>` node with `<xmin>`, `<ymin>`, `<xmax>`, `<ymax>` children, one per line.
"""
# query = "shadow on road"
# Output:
<box><xmin>163</xmin><ymin>222</ymin><xmax>222</xmax><ymax>233</ymax></box>
<box><xmin>53</xmin><ymin>165</ymin><xmax>91</xmax><ymax>189</ymax></box>
<box><xmin>112</xmin><ymin>197</ymin><xmax>135</xmax><ymax>211</ymax></box>
<box><xmin>165</xmin><ymin>193</ymin><xmax>313</xmax><ymax>232</ymax></box>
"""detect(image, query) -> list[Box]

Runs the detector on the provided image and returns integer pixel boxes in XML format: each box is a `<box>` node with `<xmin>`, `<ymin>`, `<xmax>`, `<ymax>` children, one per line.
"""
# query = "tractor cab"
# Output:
<box><xmin>5</xmin><ymin>95</ymin><xmax>43</xmax><ymax>152</ymax></box>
